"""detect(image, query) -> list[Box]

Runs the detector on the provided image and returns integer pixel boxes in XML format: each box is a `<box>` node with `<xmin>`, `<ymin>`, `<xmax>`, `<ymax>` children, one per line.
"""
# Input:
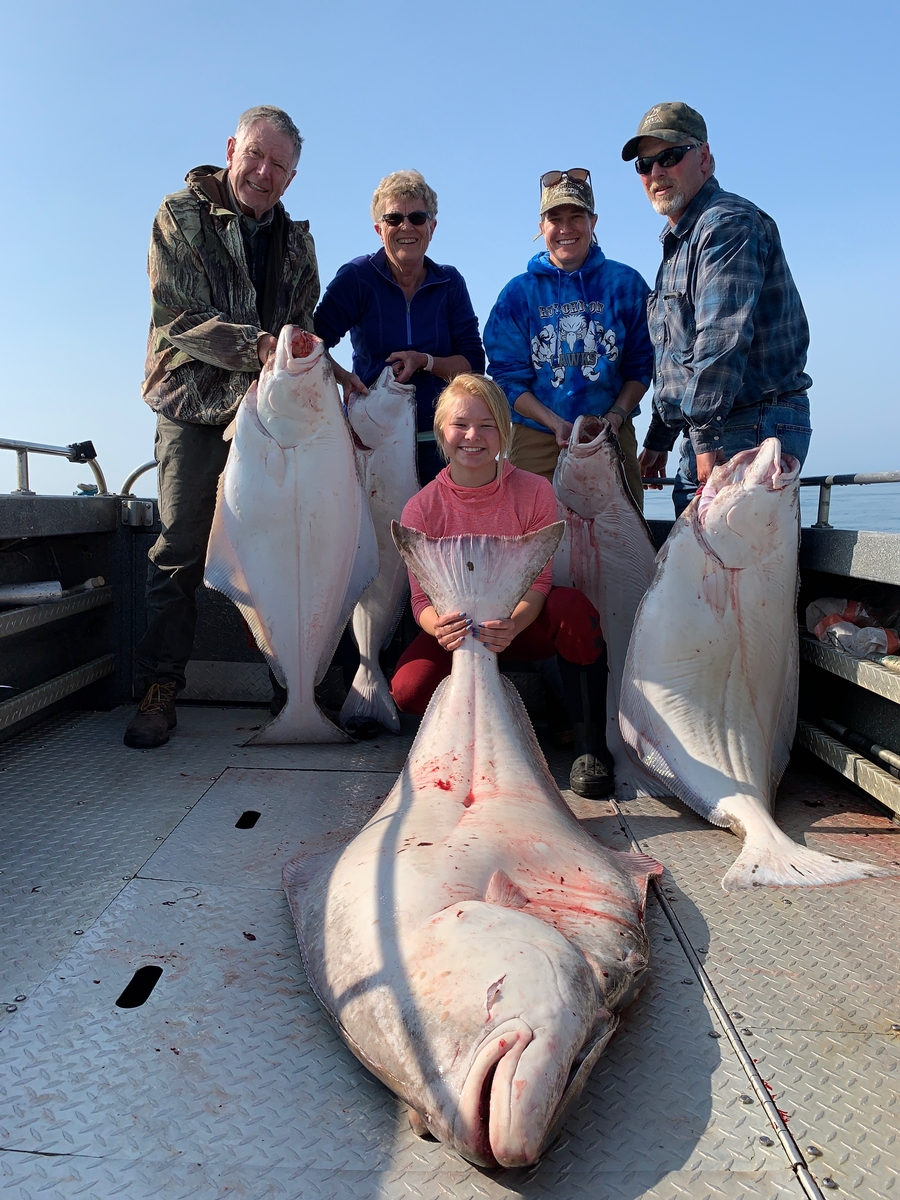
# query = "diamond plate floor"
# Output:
<box><xmin>1</xmin><ymin>707</ymin><xmax>897</xmax><ymax>1198</ymax></box>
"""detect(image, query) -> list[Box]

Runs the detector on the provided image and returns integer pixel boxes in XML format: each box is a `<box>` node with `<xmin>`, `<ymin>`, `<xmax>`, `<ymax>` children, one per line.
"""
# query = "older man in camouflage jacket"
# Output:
<box><xmin>125</xmin><ymin>105</ymin><xmax>319</xmax><ymax>749</ymax></box>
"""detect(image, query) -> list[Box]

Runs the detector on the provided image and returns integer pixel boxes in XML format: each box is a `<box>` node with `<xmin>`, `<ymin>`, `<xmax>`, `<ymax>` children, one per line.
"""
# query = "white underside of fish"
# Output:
<box><xmin>619</xmin><ymin>439</ymin><xmax>898</xmax><ymax>891</ymax></box>
<box><xmin>285</xmin><ymin>525</ymin><xmax>662</xmax><ymax>1168</ymax></box>
<box><xmin>553</xmin><ymin>416</ymin><xmax>662</xmax><ymax>797</ymax></box>
<box><xmin>341</xmin><ymin>368</ymin><xmax>419</xmax><ymax>733</ymax></box>
<box><xmin>204</xmin><ymin>329</ymin><xmax>378</xmax><ymax>744</ymax></box>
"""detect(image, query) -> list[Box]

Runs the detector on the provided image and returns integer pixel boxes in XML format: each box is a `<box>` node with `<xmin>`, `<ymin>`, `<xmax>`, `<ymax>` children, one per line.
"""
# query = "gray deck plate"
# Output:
<box><xmin>1</xmin><ymin>706</ymin><xmax>898</xmax><ymax>1198</ymax></box>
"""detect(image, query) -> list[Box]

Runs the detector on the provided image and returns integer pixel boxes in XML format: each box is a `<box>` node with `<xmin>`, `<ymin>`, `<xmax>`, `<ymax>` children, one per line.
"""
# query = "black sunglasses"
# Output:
<box><xmin>634</xmin><ymin>144</ymin><xmax>697</xmax><ymax>175</ymax></box>
<box><xmin>380</xmin><ymin>210</ymin><xmax>431</xmax><ymax>226</ymax></box>
<box><xmin>540</xmin><ymin>168</ymin><xmax>591</xmax><ymax>189</ymax></box>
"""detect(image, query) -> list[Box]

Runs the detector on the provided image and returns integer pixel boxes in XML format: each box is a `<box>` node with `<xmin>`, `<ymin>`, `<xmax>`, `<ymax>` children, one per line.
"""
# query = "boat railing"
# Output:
<box><xmin>641</xmin><ymin>471</ymin><xmax>900</xmax><ymax>529</ymax></box>
<box><xmin>0</xmin><ymin>438</ymin><xmax>109</xmax><ymax>496</ymax></box>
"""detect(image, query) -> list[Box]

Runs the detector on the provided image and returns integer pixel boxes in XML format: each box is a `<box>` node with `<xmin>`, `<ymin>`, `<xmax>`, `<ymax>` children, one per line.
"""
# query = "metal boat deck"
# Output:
<box><xmin>1</xmin><ymin>704</ymin><xmax>897</xmax><ymax>1200</ymax></box>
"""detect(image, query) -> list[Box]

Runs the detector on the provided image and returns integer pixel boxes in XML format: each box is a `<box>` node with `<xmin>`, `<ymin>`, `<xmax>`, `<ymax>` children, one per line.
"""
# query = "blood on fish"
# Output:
<box><xmin>463</xmin><ymin>793</ymin><xmax>475</xmax><ymax>807</ymax></box>
<box><xmin>435</xmin><ymin>780</ymin><xmax>452</xmax><ymax>791</ymax></box>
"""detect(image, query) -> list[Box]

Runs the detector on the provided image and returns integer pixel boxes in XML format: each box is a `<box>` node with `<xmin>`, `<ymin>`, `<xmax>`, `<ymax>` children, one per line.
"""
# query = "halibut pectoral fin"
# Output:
<box><xmin>608</xmin><ymin>850</ymin><xmax>665</xmax><ymax>881</ymax></box>
<box><xmin>485</xmin><ymin>869</ymin><xmax>529</xmax><ymax>909</ymax></box>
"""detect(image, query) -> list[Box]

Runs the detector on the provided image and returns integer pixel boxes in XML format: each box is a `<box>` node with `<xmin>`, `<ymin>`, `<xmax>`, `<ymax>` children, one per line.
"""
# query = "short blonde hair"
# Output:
<box><xmin>370</xmin><ymin>169</ymin><xmax>438</xmax><ymax>222</ymax></box>
<box><xmin>433</xmin><ymin>375</ymin><xmax>512</xmax><ymax>462</ymax></box>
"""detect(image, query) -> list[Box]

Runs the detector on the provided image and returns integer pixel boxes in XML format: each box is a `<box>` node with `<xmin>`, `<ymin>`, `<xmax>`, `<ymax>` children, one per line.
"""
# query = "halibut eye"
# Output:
<box><xmin>466</xmin><ymin>562</ymin><xmax>474</xmax><ymax>571</ymax></box>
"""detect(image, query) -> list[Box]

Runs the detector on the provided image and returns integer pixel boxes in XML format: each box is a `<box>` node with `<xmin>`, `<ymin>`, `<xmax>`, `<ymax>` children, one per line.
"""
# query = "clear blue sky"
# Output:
<box><xmin>1</xmin><ymin>0</ymin><xmax>897</xmax><ymax>497</ymax></box>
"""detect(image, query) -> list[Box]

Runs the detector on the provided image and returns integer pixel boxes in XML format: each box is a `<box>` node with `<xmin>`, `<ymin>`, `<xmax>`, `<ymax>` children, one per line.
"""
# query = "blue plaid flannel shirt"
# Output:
<box><xmin>644</xmin><ymin>178</ymin><xmax>811</xmax><ymax>455</ymax></box>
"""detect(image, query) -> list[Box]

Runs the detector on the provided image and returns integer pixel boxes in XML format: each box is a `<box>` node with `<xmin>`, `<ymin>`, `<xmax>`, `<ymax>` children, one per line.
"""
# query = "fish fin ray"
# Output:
<box><xmin>609</xmin><ymin>850</ymin><xmax>665</xmax><ymax>880</ymax></box>
<box><xmin>722</xmin><ymin>838</ymin><xmax>900</xmax><ymax>892</ymax></box>
<box><xmin>485</xmin><ymin>869</ymin><xmax>529</xmax><ymax>909</ymax></box>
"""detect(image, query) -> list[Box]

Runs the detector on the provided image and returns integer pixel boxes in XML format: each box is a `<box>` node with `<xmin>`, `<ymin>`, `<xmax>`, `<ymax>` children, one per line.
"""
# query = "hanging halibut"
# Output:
<box><xmin>285</xmin><ymin>524</ymin><xmax>662</xmax><ymax>1168</ymax></box>
<box><xmin>620</xmin><ymin>439</ymin><xmax>898</xmax><ymax>891</ymax></box>
<box><xmin>553</xmin><ymin>414</ymin><xmax>660</xmax><ymax>797</ymax></box>
<box><xmin>340</xmin><ymin>367</ymin><xmax>419</xmax><ymax>733</ymax></box>
<box><xmin>205</xmin><ymin>327</ymin><xmax>378</xmax><ymax>744</ymax></box>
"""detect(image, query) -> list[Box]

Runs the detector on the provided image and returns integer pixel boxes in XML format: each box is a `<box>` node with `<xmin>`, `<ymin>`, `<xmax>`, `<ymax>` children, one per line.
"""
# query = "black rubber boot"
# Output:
<box><xmin>124</xmin><ymin>682</ymin><xmax>177</xmax><ymax>749</ymax></box>
<box><xmin>557</xmin><ymin>651</ymin><xmax>614</xmax><ymax>798</ymax></box>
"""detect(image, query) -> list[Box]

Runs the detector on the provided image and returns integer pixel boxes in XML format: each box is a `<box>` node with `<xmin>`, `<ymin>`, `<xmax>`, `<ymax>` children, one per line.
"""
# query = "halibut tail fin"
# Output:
<box><xmin>339</xmin><ymin>663</ymin><xmax>401</xmax><ymax>734</ymax></box>
<box><xmin>391</xmin><ymin>522</ymin><xmax>565</xmax><ymax>617</ymax></box>
<box><xmin>722</xmin><ymin>832</ymin><xmax>900</xmax><ymax>893</ymax></box>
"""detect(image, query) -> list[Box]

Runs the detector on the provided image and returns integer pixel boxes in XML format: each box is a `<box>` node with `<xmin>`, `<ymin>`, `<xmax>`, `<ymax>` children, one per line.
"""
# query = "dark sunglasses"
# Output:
<box><xmin>540</xmin><ymin>168</ymin><xmax>591</xmax><ymax>189</ymax></box>
<box><xmin>634</xmin><ymin>144</ymin><xmax>697</xmax><ymax>175</ymax></box>
<box><xmin>380</xmin><ymin>210</ymin><xmax>431</xmax><ymax>226</ymax></box>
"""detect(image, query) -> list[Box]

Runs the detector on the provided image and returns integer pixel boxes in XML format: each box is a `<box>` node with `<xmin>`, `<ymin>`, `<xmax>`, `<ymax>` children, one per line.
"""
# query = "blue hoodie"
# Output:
<box><xmin>484</xmin><ymin>244</ymin><xmax>653</xmax><ymax>430</ymax></box>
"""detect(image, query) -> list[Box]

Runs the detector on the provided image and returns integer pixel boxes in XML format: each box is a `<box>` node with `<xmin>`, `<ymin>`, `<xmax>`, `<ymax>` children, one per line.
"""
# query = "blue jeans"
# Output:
<box><xmin>672</xmin><ymin>396</ymin><xmax>811</xmax><ymax>516</ymax></box>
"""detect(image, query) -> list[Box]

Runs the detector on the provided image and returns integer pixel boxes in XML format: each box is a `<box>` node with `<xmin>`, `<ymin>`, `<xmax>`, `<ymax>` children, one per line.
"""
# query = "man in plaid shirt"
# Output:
<box><xmin>622</xmin><ymin>102</ymin><xmax>812</xmax><ymax>515</ymax></box>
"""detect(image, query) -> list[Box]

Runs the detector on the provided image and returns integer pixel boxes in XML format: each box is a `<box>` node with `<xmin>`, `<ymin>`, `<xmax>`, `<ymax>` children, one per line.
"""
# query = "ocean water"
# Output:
<box><xmin>642</xmin><ymin>481</ymin><xmax>900</xmax><ymax>533</ymax></box>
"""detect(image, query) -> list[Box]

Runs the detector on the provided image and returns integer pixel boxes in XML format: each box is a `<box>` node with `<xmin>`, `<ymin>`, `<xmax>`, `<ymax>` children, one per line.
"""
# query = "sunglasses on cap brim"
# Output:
<box><xmin>634</xmin><ymin>144</ymin><xmax>697</xmax><ymax>175</ymax></box>
<box><xmin>539</xmin><ymin>168</ymin><xmax>591</xmax><ymax>189</ymax></box>
<box><xmin>380</xmin><ymin>211</ymin><xmax>431</xmax><ymax>226</ymax></box>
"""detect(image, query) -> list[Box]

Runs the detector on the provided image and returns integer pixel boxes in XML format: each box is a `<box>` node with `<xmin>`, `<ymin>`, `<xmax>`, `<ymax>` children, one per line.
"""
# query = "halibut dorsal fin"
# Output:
<box><xmin>485</xmin><ymin>869</ymin><xmax>528</xmax><ymax>909</ymax></box>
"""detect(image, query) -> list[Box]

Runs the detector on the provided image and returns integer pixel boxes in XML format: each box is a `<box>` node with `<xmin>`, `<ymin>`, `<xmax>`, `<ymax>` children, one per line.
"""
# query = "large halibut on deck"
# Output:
<box><xmin>285</xmin><ymin>523</ymin><xmax>662</xmax><ymax>1168</ymax></box>
<box><xmin>619</xmin><ymin>438</ymin><xmax>898</xmax><ymax>891</ymax></box>
<box><xmin>204</xmin><ymin>327</ymin><xmax>378</xmax><ymax>743</ymax></box>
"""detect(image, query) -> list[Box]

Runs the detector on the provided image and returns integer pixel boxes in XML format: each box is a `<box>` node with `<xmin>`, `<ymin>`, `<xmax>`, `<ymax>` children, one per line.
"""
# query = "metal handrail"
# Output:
<box><xmin>0</xmin><ymin>437</ymin><xmax>108</xmax><ymax>496</ymax></box>
<box><xmin>119</xmin><ymin>461</ymin><xmax>157</xmax><ymax>496</ymax></box>
<box><xmin>640</xmin><ymin>470</ymin><xmax>900</xmax><ymax>530</ymax></box>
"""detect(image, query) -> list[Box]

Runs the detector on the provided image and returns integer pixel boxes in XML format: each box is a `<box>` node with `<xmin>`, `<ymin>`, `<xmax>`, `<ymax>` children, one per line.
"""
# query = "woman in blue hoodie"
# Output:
<box><xmin>484</xmin><ymin>170</ymin><xmax>653</xmax><ymax>505</ymax></box>
<box><xmin>314</xmin><ymin>170</ymin><xmax>485</xmax><ymax>485</ymax></box>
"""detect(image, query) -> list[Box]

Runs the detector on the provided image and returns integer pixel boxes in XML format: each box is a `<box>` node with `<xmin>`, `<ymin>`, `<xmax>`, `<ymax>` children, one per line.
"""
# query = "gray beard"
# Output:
<box><xmin>652</xmin><ymin>188</ymin><xmax>686</xmax><ymax>217</ymax></box>
<box><xmin>650</xmin><ymin>188</ymin><xmax>686</xmax><ymax>216</ymax></box>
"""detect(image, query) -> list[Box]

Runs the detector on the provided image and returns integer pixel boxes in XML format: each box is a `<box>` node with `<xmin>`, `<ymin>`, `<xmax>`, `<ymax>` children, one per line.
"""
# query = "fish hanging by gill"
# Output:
<box><xmin>204</xmin><ymin>327</ymin><xmax>379</xmax><ymax>744</ymax></box>
<box><xmin>285</xmin><ymin>523</ymin><xmax>662</xmax><ymax>1168</ymax></box>
<box><xmin>340</xmin><ymin>367</ymin><xmax>419</xmax><ymax>734</ymax></box>
<box><xmin>619</xmin><ymin>438</ymin><xmax>898</xmax><ymax>891</ymax></box>
<box><xmin>553</xmin><ymin>414</ymin><xmax>661</xmax><ymax>797</ymax></box>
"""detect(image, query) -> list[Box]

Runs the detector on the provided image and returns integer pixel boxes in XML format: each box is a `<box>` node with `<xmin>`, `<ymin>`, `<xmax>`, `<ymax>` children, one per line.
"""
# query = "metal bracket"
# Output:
<box><xmin>121</xmin><ymin>499</ymin><xmax>154</xmax><ymax>528</ymax></box>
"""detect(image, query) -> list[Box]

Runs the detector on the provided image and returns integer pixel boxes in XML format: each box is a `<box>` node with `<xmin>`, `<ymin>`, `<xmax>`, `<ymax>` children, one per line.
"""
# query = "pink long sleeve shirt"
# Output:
<box><xmin>399</xmin><ymin>462</ymin><xmax>558</xmax><ymax>620</ymax></box>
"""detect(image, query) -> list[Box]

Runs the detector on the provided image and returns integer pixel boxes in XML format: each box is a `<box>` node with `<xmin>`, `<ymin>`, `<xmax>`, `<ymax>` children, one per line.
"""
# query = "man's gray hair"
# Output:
<box><xmin>235</xmin><ymin>106</ymin><xmax>303</xmax><ymax>167</ymax></box>
<box><xmin>685</xmin><ymin>137</ymin><xmax>716</xmax><ymax>176</ymax></box>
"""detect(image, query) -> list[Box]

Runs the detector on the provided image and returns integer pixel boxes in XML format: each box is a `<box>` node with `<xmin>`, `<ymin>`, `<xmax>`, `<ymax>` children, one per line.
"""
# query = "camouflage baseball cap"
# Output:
<box><xmin>621</xmin><ymin>102</ymin><xmax>708</xmax><ymax>160</ymax></box>
<box><xmin>539</xmin><ymin>172</ymin><xmax>595</xmax><ymax>216</ymax></box>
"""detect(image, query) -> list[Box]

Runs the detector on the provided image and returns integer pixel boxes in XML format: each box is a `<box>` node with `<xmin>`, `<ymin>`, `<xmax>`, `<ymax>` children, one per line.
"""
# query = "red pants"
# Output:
<box><xmin>391</xmin><ymin>586</ymin><xmax>603</xmax><ymax>716</ymax></box>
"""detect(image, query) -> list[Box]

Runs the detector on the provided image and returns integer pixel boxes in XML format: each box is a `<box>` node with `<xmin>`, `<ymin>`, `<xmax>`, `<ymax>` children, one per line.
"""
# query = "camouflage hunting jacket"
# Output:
<box><xmin>142</xmin><ymin>165</ymin><xmax>319</xmax><ymax>425</ymax></box>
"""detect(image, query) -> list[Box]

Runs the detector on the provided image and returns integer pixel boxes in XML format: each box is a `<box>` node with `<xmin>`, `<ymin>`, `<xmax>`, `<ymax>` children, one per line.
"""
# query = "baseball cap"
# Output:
<box><xmin>539</xmin><ymin>173</ymin><xmax>595</xmax><ymax>216</ymax></box>
<box><xmin>621</xmin><ymin>102</ymin><xmax>708</xmax><ymax>161</ymax></box>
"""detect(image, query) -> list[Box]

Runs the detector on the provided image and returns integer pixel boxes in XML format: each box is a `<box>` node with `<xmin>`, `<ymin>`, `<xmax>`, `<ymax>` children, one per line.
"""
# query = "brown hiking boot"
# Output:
<box><xmin>124</xmin><ymin>682</ymin><xmax>177</xmax><ymax>749</ymax></box>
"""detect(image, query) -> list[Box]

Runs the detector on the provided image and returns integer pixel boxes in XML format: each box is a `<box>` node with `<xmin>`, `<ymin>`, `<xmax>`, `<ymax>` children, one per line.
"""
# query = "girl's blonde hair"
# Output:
<box><xmin>433</xmin><ymin>374</ymin><xmax>512</xmax><ymax>462</ymax></box>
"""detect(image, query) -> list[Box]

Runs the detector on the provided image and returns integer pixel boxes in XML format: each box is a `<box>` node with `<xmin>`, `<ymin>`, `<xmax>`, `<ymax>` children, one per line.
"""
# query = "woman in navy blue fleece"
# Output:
<box><xmin>484</xmin><ymin>171</ymin><xmax>653</xmax><ymax>505</ymax></box>
<box><xmin>313</xmin><ymin>170</ymin><xmax>485</xmax><ymax>484</ymax></box>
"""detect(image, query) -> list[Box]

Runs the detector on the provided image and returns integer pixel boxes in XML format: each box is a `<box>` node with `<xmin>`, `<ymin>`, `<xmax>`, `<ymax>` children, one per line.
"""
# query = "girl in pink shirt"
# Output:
<box><xmin>391</xmin><ymin>374</ymin><xmax>613</xmax><ymax>798</ymax></box>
